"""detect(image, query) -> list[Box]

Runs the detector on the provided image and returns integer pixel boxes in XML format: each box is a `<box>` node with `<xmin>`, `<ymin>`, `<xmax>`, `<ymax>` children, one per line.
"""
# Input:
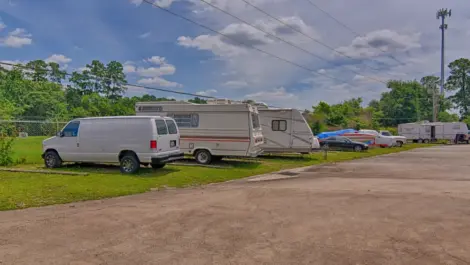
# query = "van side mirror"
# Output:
<box><xmin>57</xmin><ymin>131</ymin><xmax>64</xmax><ymax>137</ymax></box>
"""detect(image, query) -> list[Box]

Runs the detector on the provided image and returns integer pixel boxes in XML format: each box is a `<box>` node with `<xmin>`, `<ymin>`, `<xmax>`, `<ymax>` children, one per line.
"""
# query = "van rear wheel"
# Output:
<box><xmin>195</xmin><ymin>150</ymin><xmax>212</xmax><ymax>164</ymax></box>
<box><xmin>120</xmin><ymin>154</ymin><xmax>140</xmax><ymax>174</ymax></box>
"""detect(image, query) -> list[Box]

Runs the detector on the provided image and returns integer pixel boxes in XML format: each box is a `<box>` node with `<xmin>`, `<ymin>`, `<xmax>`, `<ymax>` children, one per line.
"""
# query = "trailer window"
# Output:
<box><xmin>251</xmin><ymin>113</ymin><xmax>261</xmax><ymax>129</ymax></box>
<box><xmin>155</xmin><ymin>119</ymin><xmax>168</xmax><ymax>135</ymax></box>
<box><xmin>272</xmin><ymin>120</ymin><xmax>287</xmax><ymax>131</ymax></box>
<box><xmin>165</xmin><ymin>120</ymin><xmax>178</xmax><ymax>134</ymax></box>
<box><xmin>453</xmin><ymin>124</ymin><xmax>461</xmax><ymax>130</ymax></box>
<box><xmin>169</xmin><ymin>113</ymin><xmax>199</xmax><ymax>128</ymax></box>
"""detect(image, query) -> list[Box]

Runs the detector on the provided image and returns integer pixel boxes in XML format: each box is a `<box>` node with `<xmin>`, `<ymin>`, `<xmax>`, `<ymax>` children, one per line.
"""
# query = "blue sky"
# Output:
<box><xmin>1</xmin><ymin>0</ymin><xmax>470</xmax><ymax>108</ymax></box>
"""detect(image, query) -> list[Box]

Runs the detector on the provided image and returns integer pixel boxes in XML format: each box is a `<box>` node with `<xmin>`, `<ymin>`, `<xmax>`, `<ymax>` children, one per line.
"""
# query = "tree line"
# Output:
<box><xmin>0</xmin><ymin>60</ymin><xmax>206</xmax><ymax>120</ymax></box>
<box><xmin>1</xmin><ymin>58</ymin><xmax>469</xmax><ymax>132</ymax></box>
<box><xmin>304</xmin><ymin>58</ymin><xmax>470</xmax><ymax>133</ymax></box>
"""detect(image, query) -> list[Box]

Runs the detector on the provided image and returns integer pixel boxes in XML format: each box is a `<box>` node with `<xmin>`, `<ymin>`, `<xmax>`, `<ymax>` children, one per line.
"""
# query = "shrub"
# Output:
<box><xmin>0</xmin><ymin>126</ymin><xmax>17</xmax><ymax>166</ymax></box>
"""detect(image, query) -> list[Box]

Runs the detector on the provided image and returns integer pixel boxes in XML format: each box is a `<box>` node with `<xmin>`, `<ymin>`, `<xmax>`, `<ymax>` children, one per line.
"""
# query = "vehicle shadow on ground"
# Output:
<box><xmin>259</xmin><ymin>154</ymin><xmax>321</xmax><ymax>162</ymax></box>
<box><xmin>61</xmin><ymin>163</ymin><xmax>180</xmax><ymax>176</ymax></box>
<box><xmin>175</xmin><ymin>158</ymin><xmax>262</xmax><ymax>169</ymax></box>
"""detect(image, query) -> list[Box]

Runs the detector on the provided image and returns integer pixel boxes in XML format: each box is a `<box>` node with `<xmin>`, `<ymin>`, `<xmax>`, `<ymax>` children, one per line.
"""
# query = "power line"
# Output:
<box><xmin>140</xmin><ymin>0</ymin><xmax>355</xmax><ymax>84</ymax></box>
<box><xmin>238</xmin><ymin>0</ymin><xmax>387</xmax><ymax>73</ymax></box>
<box><xmin>303</xmin><ymin>0</ymin><xmax>412</xmax><ymax>67</ymax></box>
<box><xmin>0</xmin><ymin>61</ymin><xmax>217</xmax><ymax>99</ymax></box>
<box><xmin>194</xmin><ymin>0</ymin><xmax>387</xmax><ymax>84</ymax></box>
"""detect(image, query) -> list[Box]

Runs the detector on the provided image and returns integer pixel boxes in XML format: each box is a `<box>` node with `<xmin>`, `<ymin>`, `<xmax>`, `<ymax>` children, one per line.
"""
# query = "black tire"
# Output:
<box><xmin>423</xmin><ymin>139</ymin><xmax>430</xmax><ymax>144</ymax></box>
<box><xmin>151</xmin><ymin>163</ymin><xmax>166</xmax><ymax>169</ymax></box>
<box><xmin>353</xmin><ymin>145</ymin><xmax>363</xmax><ymax>152</ymax></box>
<box><xmin>195</xmin><ymin>149</ymin><xmax>212</xmax><ymax>164</ymax></box>
<box><xmin>417</xmin><ymin>139</ymin><xmax>423</xmax><ymax>144</ymax></box>
<box><xmin>119</xmin><ymin>154</ymin><xmax>140</xmax><ymax>174</ymax></box>
<box><xmin>44</xmin><ymin>150</ymin><xmax>62</xmax><ymax>168</ymax></box>
<box><xmin>396</xmin><ymin>141</ymin><xmax>403</xmax><ymax>147</ymax></box>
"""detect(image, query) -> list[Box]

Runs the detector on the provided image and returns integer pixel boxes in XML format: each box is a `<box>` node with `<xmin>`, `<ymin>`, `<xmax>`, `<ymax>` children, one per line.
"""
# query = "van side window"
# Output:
<box><xmin>155</xmin><ymin>120</ymin><xmax>168</xmax><ymax>135</ymax></box>
<box><xmin>169</xmin><ymin>113</ymin><xmax>199</xmax><ymax>128</ymax></box>
<box><xmin>166</xmin><ymin>120</ymin><xmax>178</xmax><ymax>134</ymax></box>
<box><xmin>62</xmin><ymin>121</ymin><xmax>80</xmax><ymax>137</ymax></box>
<box><xmin>272</xmin><ymin>120</ymin><xmax>287</xmax><ymax>131</ymax></box>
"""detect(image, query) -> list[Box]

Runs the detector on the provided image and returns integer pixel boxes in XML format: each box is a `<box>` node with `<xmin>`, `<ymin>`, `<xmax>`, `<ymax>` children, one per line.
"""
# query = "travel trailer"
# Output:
<box><xmin>398</xmin><ymin>121</ymin><xmax>469</xmax><ymax>143</ymax></box>
<box><xmin>42</xmin><ymin>116</ymin><xmax>183</xmax><ymax>174</ymax></box>
<box><xmin>135</xmin><ymin>101</ymin><xmax>264</xmax><ymax>164</ymax></box>
<box><xmin>254</xmin><ymin>103</ymin><xmax>320</xmax><ymax>153</ymax></box>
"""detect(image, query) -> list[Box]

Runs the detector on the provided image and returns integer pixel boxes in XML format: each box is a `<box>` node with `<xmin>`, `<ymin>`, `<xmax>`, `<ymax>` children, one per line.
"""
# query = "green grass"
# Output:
<box><xmin>0</xmin><ymin>137</ymin><xmax>431</xmax><ymax>211</ymax></box>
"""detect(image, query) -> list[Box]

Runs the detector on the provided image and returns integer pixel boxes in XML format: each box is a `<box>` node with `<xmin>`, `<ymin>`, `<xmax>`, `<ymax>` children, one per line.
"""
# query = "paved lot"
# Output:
<box><xmin>1</xmin><ymin>146</ymin><xmax>470</xmax><ymax>265</ymax></box>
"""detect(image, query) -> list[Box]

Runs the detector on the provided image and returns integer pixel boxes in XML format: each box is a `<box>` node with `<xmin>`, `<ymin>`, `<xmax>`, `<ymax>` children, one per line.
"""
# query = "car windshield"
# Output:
<box><xmin>382</xmin><ymin>131</ymin><xmax>392</xmax><ymax>136</ymax></box>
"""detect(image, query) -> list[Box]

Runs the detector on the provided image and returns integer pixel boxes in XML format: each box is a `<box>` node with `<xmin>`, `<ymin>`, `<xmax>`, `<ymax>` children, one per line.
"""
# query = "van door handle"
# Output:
<box><xmin>77</xmin><ymin>143</ymin><xmax>79</xmax><ymax>147</ymax></box>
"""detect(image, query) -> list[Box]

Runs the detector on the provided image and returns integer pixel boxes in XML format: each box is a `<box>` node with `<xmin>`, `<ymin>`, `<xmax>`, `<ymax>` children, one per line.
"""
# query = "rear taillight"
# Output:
<box><xmin>150</xmin><ymin>140</ymin><xmax>157</xmax><ymax>149</ymax></box>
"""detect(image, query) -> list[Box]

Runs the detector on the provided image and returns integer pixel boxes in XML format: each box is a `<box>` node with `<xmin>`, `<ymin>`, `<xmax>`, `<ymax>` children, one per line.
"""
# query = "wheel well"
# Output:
<box><xmin>193</xmin><ymin>148</ymin><xmax>211</xmax><ymax>156</ymax></box>
<box><xmin>45</xmin><ymin>149</ymin><xmax>61</xmax><ymax>159</ymax></box>
<box><xmin>118</xmin><ymin>150</ymin><xmax>140</xmax><ymax>163</ymax></box>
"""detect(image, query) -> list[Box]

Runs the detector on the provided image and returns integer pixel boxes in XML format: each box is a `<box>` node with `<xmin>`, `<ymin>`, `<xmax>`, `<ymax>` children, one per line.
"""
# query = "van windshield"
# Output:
<box><xmin>251</xmin><ymin>113</ymin><xmax>261</xmax><ymax>129</ymax></box>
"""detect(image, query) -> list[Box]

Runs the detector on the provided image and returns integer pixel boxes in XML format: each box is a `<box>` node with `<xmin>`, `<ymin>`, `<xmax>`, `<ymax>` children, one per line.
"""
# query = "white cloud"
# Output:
<box><xmin>130</xmin><ymin>0</ymin><xmax>177</xmax><ymax>7</ymax></box>
<box><xmin>223</xmin><ymin>80</ymin><xmax>248</xmax><ymax>88</ymax></box>
<box><xmin>0</xmin><ymin>60</ymin><xmax>26</xmax><ymax>70</ymax></box>
<box><xmin>45</xmin><ymin>54</ymin><xmax>72</xmax><ymax>64</ymax></box>
<box><xmin>137</xmin><ymin>65</ymin><xmax>176</xmax><ymax>77</ymax></box>
<box><xmin>145</xmin><ymin>56</ymin><xmax>166</xmax><ymax>65</ymax></box>
<box><xmin>336</xmin><ymin>29</ymin><xmax>421</xmax><ymax>59</ymax></box>
<box><xmin>139</xmin><ymin>31</ymin><xmax>151</xmax><ymax>39</ymax></box>
<box><xmin>125</xmin><ymin>57</ymin><xmax>182</xmax><ymax>88</ymax></box>
<box><xmin>1</xmin><ymin>28</ymin><xmax>32</xmax><ymax>48</ymax></box>
<box><xmin>123</xmin><ymin>64</ymin><xmax>136</xmax><ymax>73</ymax></box>
<box><xmin>137</xmin><ymin>76</ymin><xmax>182</xmax><ymax>88</ymax></box>
<box><xmin>318</xmin><ymin>69</ymin><xmax>326</xmax><ymax>74</ymax></box>
<box><xmin>0</xmin><ymin>23</ymin><xmax>5</xmax><ymax>31</ymax></box>
<box><xmin>129</xmin><ymin>0</ymin><xmax>143</xmax><ymax>6</ymax></box>
<box><xmin>196</xmin><ymin>89</ymin><xmax>218</xmax><ymax>96</ymax></box>
<box><xmin>245</xmin><ymin>87</ymin><xmax>296</xmax><ymax>101</ymax></box>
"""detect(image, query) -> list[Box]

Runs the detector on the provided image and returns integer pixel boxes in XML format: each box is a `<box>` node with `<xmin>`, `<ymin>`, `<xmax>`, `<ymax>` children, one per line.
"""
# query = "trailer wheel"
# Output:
<box><xmin>417</xmin><ymin>139</ymin><xmax>423</xmax><ymax>143</ymax></box>
<box><xmin>396</xmin><ymin>141</ymin><xmax>403</xmax><ymax>147</ymax></box>
<box><xmin>423</xmin><ymin>139</ymin><xmax>430</xmax><ymax>144</ymax></box>
<box><xmin>195</xmin><ymin>149</ymin><xmax>212</xmax><ymax>164</ymax></box>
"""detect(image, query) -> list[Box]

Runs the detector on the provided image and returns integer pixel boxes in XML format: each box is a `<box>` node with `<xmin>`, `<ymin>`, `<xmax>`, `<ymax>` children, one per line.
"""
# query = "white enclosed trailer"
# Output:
<box><xmin>398</xmin><ymin>121</ymin><xmax>469</xmax><ymax>143</ymax></box>
<box><xmin>255</xmin><ymin>104</ymin><xmax>320</xmax><ymax>153</ymax></box>
<box><xmin>135</xmin><ymin>101</ymin><xmax>264</xmax><ymax>164</ymax></box>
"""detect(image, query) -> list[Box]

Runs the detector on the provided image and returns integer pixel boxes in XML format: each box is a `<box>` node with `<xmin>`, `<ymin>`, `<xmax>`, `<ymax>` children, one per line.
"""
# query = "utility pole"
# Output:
<box><xmin>436</xmin><ymin>8</ymin><xmax>451</xmax><ymax>122</ymax></box>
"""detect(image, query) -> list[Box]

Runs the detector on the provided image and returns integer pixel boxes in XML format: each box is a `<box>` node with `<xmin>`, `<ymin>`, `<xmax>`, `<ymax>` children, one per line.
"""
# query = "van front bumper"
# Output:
<box><xmin>151</xmin><ymin>152</ymin><xmax>184</xmax><ymax>164</ymax></box>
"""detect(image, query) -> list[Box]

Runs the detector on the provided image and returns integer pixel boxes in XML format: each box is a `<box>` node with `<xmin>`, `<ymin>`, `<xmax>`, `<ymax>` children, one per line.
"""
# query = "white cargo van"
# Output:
<box><xmin>42</xmin><ymin>116</ymin><xmax>184</xmax><ymax>174</ymax></box>
<box><xmin>135</xmin><ymin>101</ymin><xmax>264</xmax><ymax>164</ymax></box>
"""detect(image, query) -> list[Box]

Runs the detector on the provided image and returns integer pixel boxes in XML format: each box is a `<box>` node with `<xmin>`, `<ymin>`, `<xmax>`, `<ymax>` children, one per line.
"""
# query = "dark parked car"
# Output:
<box><xmin>319</xmin><ymin>136</ymin><xmax>368</xmax><ymax>152</ymax></box>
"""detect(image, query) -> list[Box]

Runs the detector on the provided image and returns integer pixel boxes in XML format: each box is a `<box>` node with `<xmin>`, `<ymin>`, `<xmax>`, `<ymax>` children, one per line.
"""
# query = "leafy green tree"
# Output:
<box><xmin>103</xmin><ymin>61</ymin><xmax>127</xmax><ymax>99</ymax></box>
<box><xmin>445</xmin><ymin>58</ymin><xmax>470</xmax><ymax>116</ymax></box>
<box><xmin>189</xmin><ymin>97</ymin><xmax>207</xmax><ymax>104</ymax></box>
<box><xmin>25</xmin><ymin>60</ymin><xmax>48</xmax><ymax>82</ymax></box>
<box><xmin>48</xmin><ymin>62</ymin><xmax>67</xmax><ymax>84</ymax></box>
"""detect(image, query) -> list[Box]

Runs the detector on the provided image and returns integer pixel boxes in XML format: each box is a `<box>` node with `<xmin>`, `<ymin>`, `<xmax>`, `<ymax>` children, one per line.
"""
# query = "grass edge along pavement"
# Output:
<box><xmin>1</xmin><ymin>138</ymin><xmax>431</xmax><ymax>211</ymax></box>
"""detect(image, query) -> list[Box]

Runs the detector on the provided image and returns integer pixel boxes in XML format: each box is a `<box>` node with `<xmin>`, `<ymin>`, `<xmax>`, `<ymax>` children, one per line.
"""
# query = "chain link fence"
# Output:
<box><xmin>0</xmin><ymin>119</ymin><xmax>68</xmax><ymax>137</ymax></box>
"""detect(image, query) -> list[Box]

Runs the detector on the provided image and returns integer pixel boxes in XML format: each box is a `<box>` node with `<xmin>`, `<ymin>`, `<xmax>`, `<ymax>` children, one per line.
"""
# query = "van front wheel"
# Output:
<box><xmin>44</xmin><ymin>151</ymin><xmax>62</xmax><ymax>168</ymax></box>
<box><xmin>120</xmin><ymin>154</ymin><xmax>140</xmax><ymax>174</ymax></box>
<box><xmin>195</xmin><ymin>150</ymin><xmax>212</xmax><ymax>164</ymax></box>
